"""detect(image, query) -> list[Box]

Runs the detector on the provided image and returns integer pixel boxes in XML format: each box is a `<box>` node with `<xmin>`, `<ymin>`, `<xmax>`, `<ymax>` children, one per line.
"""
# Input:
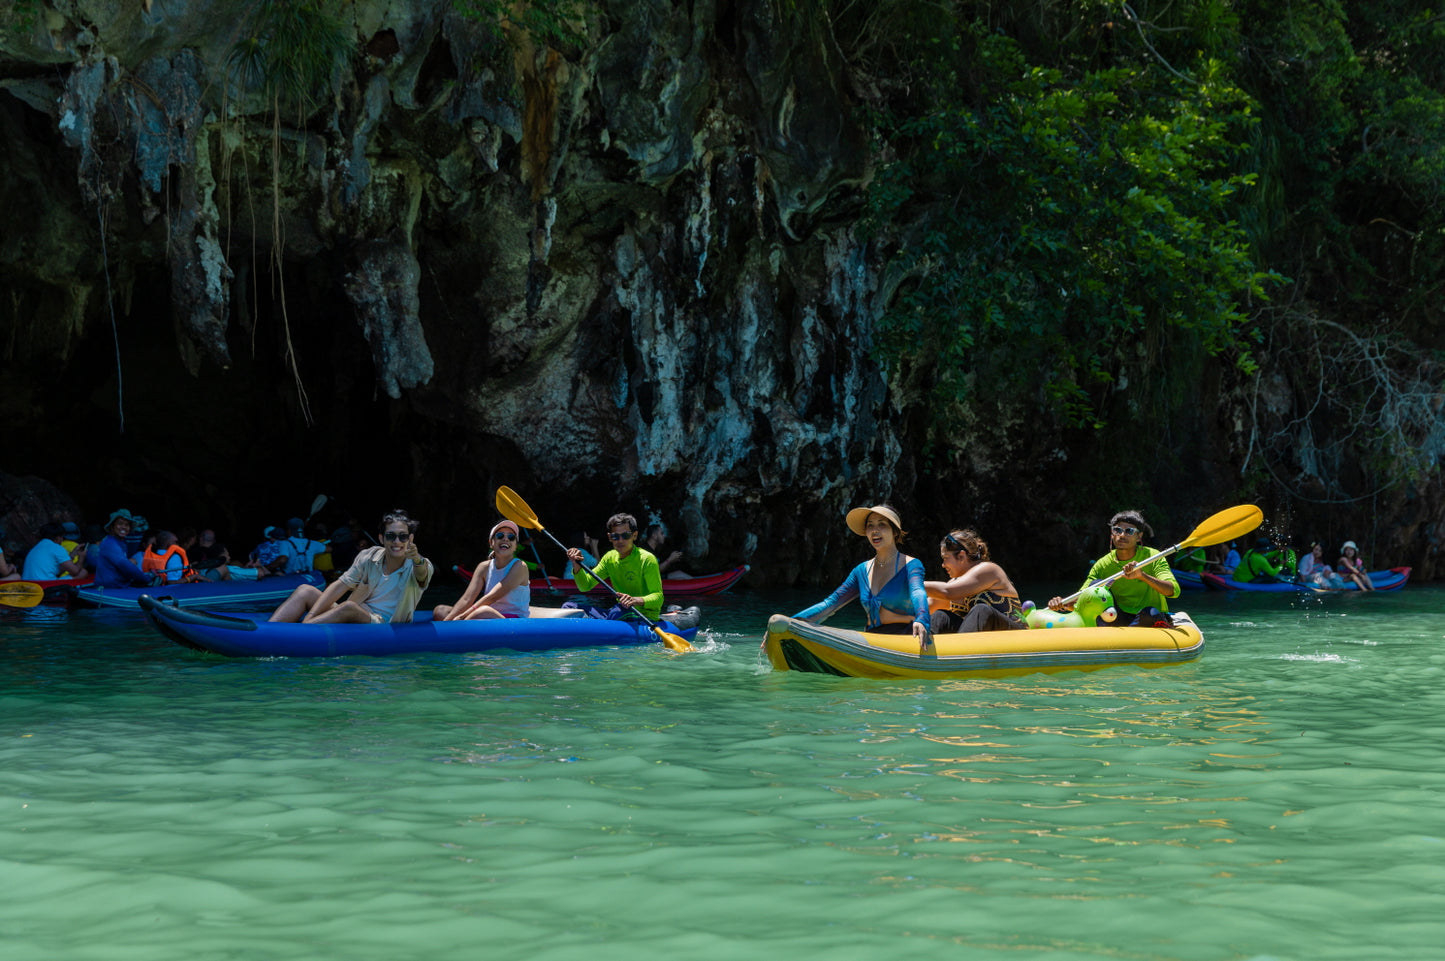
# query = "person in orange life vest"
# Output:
<box><xmin>142</xmin><ymin>530</ymin><xmax>204</xmax><ymax>584</ymax></box>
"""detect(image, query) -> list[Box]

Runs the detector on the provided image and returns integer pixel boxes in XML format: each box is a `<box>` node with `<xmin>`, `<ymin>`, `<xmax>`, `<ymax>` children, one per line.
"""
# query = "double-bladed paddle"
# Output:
<box><xmin>494</xmin><ymin>486</ymin><xmax>694</xmax><ymax>652</ymax></box>
<box><xmin>1056</xmin><ymin>504</ymin><xmax>1264</xmax><ymax>608</ymax></box>
<box><xmin>0</xmin><ymin>581</ymin><xmax>45</xmax><ymax>608</ymax></box>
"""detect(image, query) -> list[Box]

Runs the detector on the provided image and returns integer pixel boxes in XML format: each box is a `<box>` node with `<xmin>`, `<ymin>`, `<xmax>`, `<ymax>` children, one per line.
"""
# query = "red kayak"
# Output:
<box><xmin>453</xmin><ymin>564</ymin><xmax>749</xmax><ymax>597</ymax></box>
<box><xmin>26</xmin><ymin>575</ymin><xmax>95</xmax><ymax>603</ymax></box>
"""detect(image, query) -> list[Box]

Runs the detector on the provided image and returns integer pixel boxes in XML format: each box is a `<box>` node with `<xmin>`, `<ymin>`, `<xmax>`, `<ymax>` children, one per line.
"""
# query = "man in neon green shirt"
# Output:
<box><xmin>567</xmin><ymin>512</ymin><xmax>665</xmax><ymax>619</ymax></box>
<box><xmin>1048</xmin><ymin>509</ymin><xmax>1179</xmax><ymax>626</ymax></box>
<box><xmin>1235</xmin><ymin>538</ymin><xmax>1284</xmax><ymax>583</ymax></box>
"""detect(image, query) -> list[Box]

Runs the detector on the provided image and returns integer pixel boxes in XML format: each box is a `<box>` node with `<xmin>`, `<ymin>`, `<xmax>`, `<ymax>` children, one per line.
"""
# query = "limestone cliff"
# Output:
<box><xmin>1</xmin><ymin>0</ymin><xmax>1440</xmax><ymax>581</ymax></box>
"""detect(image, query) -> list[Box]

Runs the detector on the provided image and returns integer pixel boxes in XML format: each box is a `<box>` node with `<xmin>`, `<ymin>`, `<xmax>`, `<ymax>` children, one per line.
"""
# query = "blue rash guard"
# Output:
<box><xmin>96</xmin><ymin>534</ymin><xmax>152</xmax><ymax>588</ymax></box>
<box><xmin>794</xmin><ymin>555</ymin><xmax>931</xmax><ymax>630</ymax></box>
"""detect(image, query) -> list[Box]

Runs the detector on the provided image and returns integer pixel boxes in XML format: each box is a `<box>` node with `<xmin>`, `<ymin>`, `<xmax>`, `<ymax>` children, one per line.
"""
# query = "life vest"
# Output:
<box><xmin>143</xmin><ymin>545</ymin><xmax>192</xmax><ymax>583</ymax></box>
<box><xmin>1236</xmin><ymin>549</ymin><xmax>1280</xmax><ymax>583</ymax></box>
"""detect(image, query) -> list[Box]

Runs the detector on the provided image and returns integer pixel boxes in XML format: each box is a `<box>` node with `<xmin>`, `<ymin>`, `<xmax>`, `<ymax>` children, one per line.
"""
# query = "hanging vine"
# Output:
<box><xmin>225</xmin><ymin>0</ymin><xmax>354</xmax><ymax>424</ymax></box>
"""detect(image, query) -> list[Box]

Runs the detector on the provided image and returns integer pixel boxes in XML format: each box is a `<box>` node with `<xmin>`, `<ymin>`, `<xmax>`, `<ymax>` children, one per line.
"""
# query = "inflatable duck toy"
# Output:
<box><xmin>1022</xmin><ymin>583</ymin><xmax>1118</xmax><ymax>629</ymax></box>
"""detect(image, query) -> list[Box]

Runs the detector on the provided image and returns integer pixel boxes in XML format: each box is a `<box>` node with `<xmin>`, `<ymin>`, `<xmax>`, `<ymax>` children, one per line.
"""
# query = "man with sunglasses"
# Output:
<box><xmin>1047</xmin><ymin>510</ymin><xmax>1179</xmax><ymax>627</ymax></box>
<box><xmin>269</xmin><ymin>509</ymin><xmax>433</xmax><ymax>624</ymax></box>
<box><xmin>564</xmin><ymin>513</ymin><xmax>664</xmax><ymax>620</ymax></box>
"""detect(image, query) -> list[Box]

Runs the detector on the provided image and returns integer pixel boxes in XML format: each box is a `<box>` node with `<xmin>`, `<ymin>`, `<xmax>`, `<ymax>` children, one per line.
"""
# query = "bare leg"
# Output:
<box><xmin>269</xmin><ymin>584</ymin><xmax>322</xmax><ymax>622</ymax></box>
<box><xmin>458</xmin><ymin>605</ymin><xmax>504</xmax><ymax>621</ymax></box>
<box><xmin>305</xmin><ymin>600</ymin><xmax>375</xmax><ymax>624</ymax></box>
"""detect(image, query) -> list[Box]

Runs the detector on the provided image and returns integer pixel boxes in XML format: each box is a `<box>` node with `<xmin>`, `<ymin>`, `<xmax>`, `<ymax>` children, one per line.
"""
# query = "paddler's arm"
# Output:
<box><xmin>569</xmin><ymin>550</ymin><xmax>608</xmax><ymax>591</ymax></box>
<box><xmin>1121</xmin><ymin>552</ymin><xmax>1178</xmax><ymax>599</ymax></box>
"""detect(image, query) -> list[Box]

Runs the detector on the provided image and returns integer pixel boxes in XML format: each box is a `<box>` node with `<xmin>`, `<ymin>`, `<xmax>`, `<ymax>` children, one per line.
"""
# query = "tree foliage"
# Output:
<box><xmin>226</xmin><ymin>0</ymin><xmax>354</xmax><ymax>118</ymax></box>
<box><xmin>867</xmin><ymin>12</ymin><xmax>1278</xmax><ymax>433</ymax></box>
<box><xmin>856</xmin><ymin>0</ymin><xmax>1445</xmax><ymax>489</ymax></box>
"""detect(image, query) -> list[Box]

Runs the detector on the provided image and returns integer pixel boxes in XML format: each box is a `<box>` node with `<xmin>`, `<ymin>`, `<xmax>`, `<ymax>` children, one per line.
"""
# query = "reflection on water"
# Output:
<box><xmin>1</xmin><ymin>585</ymin><xmax>1443</xmax><ymax>960</ymax></box>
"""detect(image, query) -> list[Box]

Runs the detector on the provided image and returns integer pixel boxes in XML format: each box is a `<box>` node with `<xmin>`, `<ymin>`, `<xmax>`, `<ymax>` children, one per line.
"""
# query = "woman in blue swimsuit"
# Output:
<box><xmin>793</xmin><ymin>504</ymin><xmax>932</xmax><ymax>648</ymax></box>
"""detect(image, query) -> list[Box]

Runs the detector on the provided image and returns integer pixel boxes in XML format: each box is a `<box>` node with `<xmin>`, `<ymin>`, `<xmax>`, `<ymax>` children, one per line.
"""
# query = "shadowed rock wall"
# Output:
<box><xmin>1</xmin><ymin>0</ymin><xmax>1441</xmax><ymax>582</ymax></box>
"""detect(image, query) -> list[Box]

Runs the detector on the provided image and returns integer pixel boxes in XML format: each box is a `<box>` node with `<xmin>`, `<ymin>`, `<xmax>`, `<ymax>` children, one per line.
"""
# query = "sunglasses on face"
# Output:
<box><xmin>492</xmin><ymin>532</ymin><xmax>517</xmax><ymax>542</ymax></box>
<box><xmin>1110</xmin><ymin>526</ymin><xmax>1140</xmax><ymax>537</ymax></box>
<box><xmin>382</xmin><ymin>531</ymin><xmax>411</xmax><ymax>542</ymax></box>
<box><xmin>608</xmin><ymin>531</ymin><xmax>635</xmax><ymax>541</ymax></box>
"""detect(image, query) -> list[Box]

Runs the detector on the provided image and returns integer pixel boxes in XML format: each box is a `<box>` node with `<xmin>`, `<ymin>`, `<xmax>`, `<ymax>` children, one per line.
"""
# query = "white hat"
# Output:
<box><xmin>1341</xmin><ymin>540</ymin><xmax>1358</xmax><ymax>551</ymax></box>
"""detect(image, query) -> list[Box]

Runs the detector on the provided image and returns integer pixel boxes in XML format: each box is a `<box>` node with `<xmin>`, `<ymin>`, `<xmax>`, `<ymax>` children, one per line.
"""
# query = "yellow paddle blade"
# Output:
<box><xmin>495</xmin><ymin>486</ymin><xmax>542</xmax><ymax>530</ymax></box>
<box><xmin>0</xmin><ymin>581</ymin><xmax>45</xmax><ymax>608</ymax></box>
<box><xmin>1179</xmin><ymin>504</ymin><xmax>1263</xmax><ymax>549</ymax></box>
<box><xmin>653</xmin><ymin>624</ymin><xmax>695</xmax><ymax>653</ymax></box>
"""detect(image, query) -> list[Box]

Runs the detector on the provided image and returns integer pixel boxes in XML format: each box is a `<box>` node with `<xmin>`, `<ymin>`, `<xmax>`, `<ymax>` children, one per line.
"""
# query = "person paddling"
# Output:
<box><xmin>564</xmin><ymin>512</ymin><xmax>664</xmax><ymax>620</ymax></box>
<box><xmin>1048</xmin><ymin>509</ymin><xmax>1179</xmax><ymax>627</ymax></box>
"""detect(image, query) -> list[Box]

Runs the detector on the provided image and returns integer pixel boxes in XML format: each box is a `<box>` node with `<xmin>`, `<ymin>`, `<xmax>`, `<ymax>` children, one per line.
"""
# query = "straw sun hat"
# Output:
<box><xmin>845</xmin><ymin>505</ymin><xmax>904</xmax><ymax>536</ymax></box>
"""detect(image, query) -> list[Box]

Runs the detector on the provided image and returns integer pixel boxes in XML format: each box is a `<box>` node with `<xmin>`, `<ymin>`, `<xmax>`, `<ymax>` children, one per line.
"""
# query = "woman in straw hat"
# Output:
<box><xmin>793</xmin><ymin>504</ymin><xmax>932</xmax><ymax>648</ymax></box>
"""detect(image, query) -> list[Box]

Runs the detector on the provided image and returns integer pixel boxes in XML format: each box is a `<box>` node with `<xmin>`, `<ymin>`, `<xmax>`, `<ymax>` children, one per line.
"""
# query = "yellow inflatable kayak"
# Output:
<box><xmin>762</xmin><ymin>612</ymin><xmax>1204</xmax><ymax>679</ymax></box>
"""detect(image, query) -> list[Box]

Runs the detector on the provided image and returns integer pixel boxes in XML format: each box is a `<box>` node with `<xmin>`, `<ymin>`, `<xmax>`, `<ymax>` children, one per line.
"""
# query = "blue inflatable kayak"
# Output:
<box><xmin>75</xmin><ymin>572</ymin><xmax>326</xmax><ymax>609</ymax></box>
<box><xmin>138</xmin><ymin>595</ymin><xmax>701</xmax><ymax>657</ymax></box>
<box><xmin>1199</xmin><ymin>567</ymin><xmax>1411</xmax><ymax>592</ymax></box>
<box><xmin>1172</xmin><ymin>569</ymin><xmax>1207</xmax><ymax>591</ymax></box>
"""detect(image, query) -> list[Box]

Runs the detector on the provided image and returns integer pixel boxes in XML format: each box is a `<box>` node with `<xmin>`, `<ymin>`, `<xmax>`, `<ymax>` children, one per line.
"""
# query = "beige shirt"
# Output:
<box><xmin>338</xmin><ymin>546</ymin><xmax>435</xmax><ymax>623</ymax></box>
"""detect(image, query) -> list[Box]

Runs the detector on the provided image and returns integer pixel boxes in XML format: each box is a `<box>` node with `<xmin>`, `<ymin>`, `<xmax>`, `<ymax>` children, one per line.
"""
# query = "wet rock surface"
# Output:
<box><xmin>1</xmin><ymin>0</ymin><xmax>1439</xmax><ymax>582</ymax></box>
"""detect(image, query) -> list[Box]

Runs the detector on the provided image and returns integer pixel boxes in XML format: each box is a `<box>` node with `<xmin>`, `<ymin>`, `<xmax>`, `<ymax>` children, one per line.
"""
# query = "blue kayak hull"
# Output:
<box><xmin>75</xmin><ymin>573</ymin><xmax>326</xmax><ymax>610</ymax></box>
<box><xmin>139</xmin><ymin>595</ymin><xmax>700</xmax><ymax>657</ymax></box>
<box><xmin>1173</xmin><ymin>569</ymin><xmax>1207</xmax><ymax>591</ymax></box>
<box><xmin>1199</xmin><ymin>567</ymin><xmax>1411</xmax><ymax>592</ymax></box>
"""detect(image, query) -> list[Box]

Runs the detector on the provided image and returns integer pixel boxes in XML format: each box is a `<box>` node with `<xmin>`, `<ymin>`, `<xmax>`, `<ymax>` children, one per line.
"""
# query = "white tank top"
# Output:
<box><xmin>486</xmin><ymin>558</ymin><xmax>530</xmax><ymax>617</ymax></box>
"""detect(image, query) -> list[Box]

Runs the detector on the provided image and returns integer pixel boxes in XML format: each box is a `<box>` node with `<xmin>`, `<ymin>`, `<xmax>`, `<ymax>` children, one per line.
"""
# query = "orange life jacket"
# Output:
<box><xmin>143</xmin><ymin>545</ymin><xmax>192</xmax><ymax>583</ymax></box>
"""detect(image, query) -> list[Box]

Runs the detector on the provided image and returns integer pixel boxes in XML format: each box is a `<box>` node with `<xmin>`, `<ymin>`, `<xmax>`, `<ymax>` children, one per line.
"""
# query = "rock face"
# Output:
<box><xmin>0</xmin><ymin>0</ymin><xmax>1440</xmax><ymax>581</ymax></box>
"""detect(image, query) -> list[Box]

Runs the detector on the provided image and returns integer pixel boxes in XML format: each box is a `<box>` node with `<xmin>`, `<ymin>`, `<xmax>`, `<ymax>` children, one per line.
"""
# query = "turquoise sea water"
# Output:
<box><xmin>4</xmin><ymin>584</ymin><xmax>1445</xmax><ymax>961</ymax></box>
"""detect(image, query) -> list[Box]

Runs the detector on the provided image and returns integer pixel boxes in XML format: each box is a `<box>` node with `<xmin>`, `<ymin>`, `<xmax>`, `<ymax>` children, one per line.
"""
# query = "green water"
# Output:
<box><xmin>4</xmin><ymin>585</ymin><xmax>1444</xmax><ymax>961</ymax></box>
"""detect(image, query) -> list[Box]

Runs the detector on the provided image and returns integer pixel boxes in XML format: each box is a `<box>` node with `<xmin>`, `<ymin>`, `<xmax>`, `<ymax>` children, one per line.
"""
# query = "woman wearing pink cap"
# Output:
<box><xmin>434</xmin><ymin>520</ymin><xmax>532</xmax><ymax>620</ymax></box>
<box><xmin>793</xmin><ymin>504</ymin><xmax>932</xmax><ymax>648</ymax></box>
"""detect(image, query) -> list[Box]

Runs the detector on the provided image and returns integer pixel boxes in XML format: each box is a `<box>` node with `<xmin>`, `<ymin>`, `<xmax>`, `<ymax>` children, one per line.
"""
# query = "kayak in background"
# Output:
<box><xmin>22</xmin><ymin>575</ymin><xmax>96</xmax><ymax>603</ymax></box>
<box><xmin>75</xmin><ymin>572</ymin><xmax>326</xmax><ymax>610</ymax></box>
<box><xmin>1199</xmin><ymin>567</ymin><xmax>1411</xmax><ymax>592</ymax></box>
<box><xmin>139</xmin><ymin>595</ymin><xmax>702</xmax><ymax>657</ymax></box>
<box><xmin>1173</xmin><ymin>568</ymin><xmax>1208</xmax><ymax>591</ymax></box>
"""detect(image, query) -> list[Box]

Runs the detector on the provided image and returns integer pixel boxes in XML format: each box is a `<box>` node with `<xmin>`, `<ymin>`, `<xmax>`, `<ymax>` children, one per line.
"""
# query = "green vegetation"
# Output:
<box><xmin>226</xmin><ymin>0</ymin><xmax>354</xmax><ymax>117</ymax></box>
<box><xmin>0</xmin><ymin>1</ymin><xmax>39</xmax><ymax>46</ymax></box>
<box><xmin>452</xmin><ymin>0</ymin><xmax>588</xmax><ymax>50</ymax></box>
<box><xmin>854</xmin><ymin>0</ymin><xmax>1445</xmax><ymax>488</ymax></box>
